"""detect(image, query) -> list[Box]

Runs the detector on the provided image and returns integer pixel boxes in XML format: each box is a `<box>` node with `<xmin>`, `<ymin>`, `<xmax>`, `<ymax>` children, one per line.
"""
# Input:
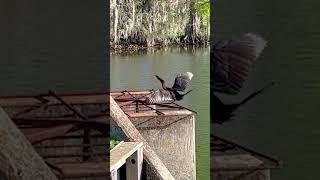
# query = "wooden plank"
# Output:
<box><xmin>126</xmin><ymin>144</ymin><xmax>143</xmax><ymax>180</ymax></box>
<box><xmin>0</xmin><ymin>107</ymin><xmax>58</xmax><ymax>180</ymax></box>
<box><xmin>0</xmin><ymin>93</ymin><xmax>108</xmax><ymax>107</ymax></box>
<box><xmin>110</xmin><ymin>141</ymin><xmax>143</xmax><ymax>172</ymax></box>
<box><xmin>110</xmin><ymin>96</ymin><xmax>175</xmax><ymax>180</ymax></box>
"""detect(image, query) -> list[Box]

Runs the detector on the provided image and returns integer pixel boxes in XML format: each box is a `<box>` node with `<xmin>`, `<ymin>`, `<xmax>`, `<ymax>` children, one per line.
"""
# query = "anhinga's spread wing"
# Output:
<box><xmin>172</xmin><ymin>72</ymin><xmax>194</xmax><ymax>91</ymax></box>
<box><xmin>211</xmin><ymin>33</ymin><xmax>267</xmax><ymax>94</ymax></box>
<box><xmin>145</xmin><ymin>89</ymin><xmax>174</xmax><ymax>104</ymax></box>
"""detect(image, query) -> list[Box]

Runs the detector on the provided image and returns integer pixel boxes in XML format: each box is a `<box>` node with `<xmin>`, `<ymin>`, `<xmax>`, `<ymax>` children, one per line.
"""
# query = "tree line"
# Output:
<box><xmin>110</xmin><ymin>0</ymin><xmax>210</xmax><ymax>50</ymax></box>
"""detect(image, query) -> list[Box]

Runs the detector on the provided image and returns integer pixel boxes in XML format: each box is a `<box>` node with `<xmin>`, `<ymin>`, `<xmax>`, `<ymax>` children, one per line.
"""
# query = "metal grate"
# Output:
<box><xmin>0</xmin><ymin>91</ymin><xmax>108</xmax><ymax>179</ymax></box>
<box><xmin>111</xmin><ymin>90</ymin><xmax>197</xmax><ymax>130</ymax></box>
<box><xmin>111</xmin><ymin>90</ymin><xmax>197</xmax><ymax>115</ymax></box>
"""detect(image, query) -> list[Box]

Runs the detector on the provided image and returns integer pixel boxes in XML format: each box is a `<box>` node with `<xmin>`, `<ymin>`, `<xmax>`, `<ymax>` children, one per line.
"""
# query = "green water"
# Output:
<box><xmin>110</xmin><ymin>47</ymin><xmax>210</xmax><ymax>179</ymax></box>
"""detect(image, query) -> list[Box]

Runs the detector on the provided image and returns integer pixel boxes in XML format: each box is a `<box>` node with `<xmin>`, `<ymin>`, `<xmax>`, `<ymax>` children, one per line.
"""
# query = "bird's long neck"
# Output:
<box><xmin>172</xmin><ymin>89</ymin><xmax>192</xmax><ymax>101</ymax></box>
<box><xmin>161</xmin><ymin>81</ymin><xmax>168</xmax><ymax>90</ymax></box>
<box><xmin>155</xmin><ymin>75</ymin><xmax>168</xmax><ymax>89</ymax></box>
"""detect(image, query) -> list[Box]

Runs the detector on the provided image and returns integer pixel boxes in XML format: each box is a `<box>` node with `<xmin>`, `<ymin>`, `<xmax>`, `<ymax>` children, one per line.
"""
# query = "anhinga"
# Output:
<box><xmin>211</xmin><ymin>33</ymin><xmax>273</xmax><ymax>124</ymax></box>
<box><xmin>145</xmin><ymin>72</ymin><xmax>194</xmax><ymax>104</ymax></box>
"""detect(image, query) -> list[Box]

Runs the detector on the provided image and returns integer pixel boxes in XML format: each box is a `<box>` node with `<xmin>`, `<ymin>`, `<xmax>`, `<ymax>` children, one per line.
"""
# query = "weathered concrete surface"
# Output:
<box><xmin>131</xmin><ymin>114</ymin><xmax>196</xmax><ymax>180</ymax></box>
<box><xmin>0</xmin><ymin>107</ymin><xmax>58</xmax><ymax>180</ymax></box>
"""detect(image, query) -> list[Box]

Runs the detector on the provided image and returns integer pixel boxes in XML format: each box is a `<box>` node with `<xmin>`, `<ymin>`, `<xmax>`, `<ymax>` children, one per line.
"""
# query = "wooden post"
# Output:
<box><xmin>110</xmin><ymin>141</ymin><xmax>143</xmax><ymax>180</ymax></box>
<box><xmin>0</xmin><ymin>107</ymin><xmax>58</xmax><ymax>180</ymax></box>
<box><xmin>110</xmin><ymin>97</ymin><xmax>175</xmax><ymax>180</ymax></box>
<box><xmin>111</xmin><ymin>170</ymin><xmax>119</xmax><ymax>180</ymax></box>
<box><xmin>126</xmin><ymin>145</ymin><xmax>143</xmax><ymax>180</ymax></box>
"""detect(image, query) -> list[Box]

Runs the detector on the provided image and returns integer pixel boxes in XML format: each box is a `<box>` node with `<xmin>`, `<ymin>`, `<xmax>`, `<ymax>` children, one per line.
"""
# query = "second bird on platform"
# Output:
<box><xmin>145</xmin><ymin>72</ymin><xmax>194</xmax><ymax>104</ymax></box>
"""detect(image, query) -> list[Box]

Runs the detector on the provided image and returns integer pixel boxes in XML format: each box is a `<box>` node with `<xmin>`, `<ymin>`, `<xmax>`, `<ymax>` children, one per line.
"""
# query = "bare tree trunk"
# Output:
<box><xmin>131</xmin><ymin>0</ymin><xmax>135</xmax><ymax>30</ymax></box>
<box><xmin>186</xmin><ymin>0</ymin><xmax>196</xmax><ymax>44</ymax></box>
<box><xmin>113</xmin><ymin>0</ymin><xmax>119</xmax><ymax>44</ymax></box>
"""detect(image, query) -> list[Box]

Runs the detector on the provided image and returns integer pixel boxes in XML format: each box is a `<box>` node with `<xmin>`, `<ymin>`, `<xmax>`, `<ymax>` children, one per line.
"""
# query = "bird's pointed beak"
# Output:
<box><xmin>154</xmin><ymin>75</ymin><xmax>162</xmax><ymax>81</ymax></box>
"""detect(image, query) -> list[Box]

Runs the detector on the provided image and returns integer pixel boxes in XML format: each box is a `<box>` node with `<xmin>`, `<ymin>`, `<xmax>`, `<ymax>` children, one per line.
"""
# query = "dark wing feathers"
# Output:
<box><xmin>172</xmin><ymin>72</ymin><xmax>194</xmax><ymax>91</ymax></box>
<box><xmin>211</xmin><ymin>33</ymin><xmax>267</xmax><ymax>94</ymax></box>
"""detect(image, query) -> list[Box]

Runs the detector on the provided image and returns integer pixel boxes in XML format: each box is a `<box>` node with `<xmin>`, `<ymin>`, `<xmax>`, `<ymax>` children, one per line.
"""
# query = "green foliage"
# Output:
<box><xmin>135</xmin><ymin>0</ymin><xmax>147</xmax><ymax>9</ymax></box>
<box><xmin>196</xmin><ymin>0</ymin><xmax>210</xmax><ymax>17</ymax></box>
<box><xmin>110</xmin><ymin>139</ymin><xmax>120</xmax><ymax>149</ymax></box>
<box><xmin>110</xmin><ymin>0</ymin><xmax>210</xmax><ymax>46</ymax></box>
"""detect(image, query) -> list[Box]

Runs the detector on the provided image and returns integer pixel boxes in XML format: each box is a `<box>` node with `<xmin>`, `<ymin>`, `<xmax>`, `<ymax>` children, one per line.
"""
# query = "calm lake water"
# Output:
<box><xmin>213</xmin><ymin>0</ymin><xmax>320</xmax><ymax>179</ymax></box>
<box><xmin>0</xmin><ymin>1</ymin><xmax>106</xmax><ymax>96</ymax></box>
<box><xmin>110</xmin><ymin>47</ymin><xmax>210</xmax><ymax>179</ymax></box>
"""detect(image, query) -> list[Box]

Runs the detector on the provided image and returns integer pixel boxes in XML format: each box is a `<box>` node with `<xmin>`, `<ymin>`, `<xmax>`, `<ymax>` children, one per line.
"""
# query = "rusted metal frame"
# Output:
<box><xmin>118</xmin><ymin>105</ymin><xmax>179</xmax><ymax>112</ymax></box>
<box><xmin>13</xmin><ymin>102</ymin><xmax>51</xmax><ymax>118</ymax></box>
<box><xmin>136</xmin><ymin>115</ymin><xmax>192</xmax><ymax>130</ymax></box>
<box><xmin>41</xmin><ymin>113</ymin><xmax>106</xmax><ymax>119</ymax></box>
<box><xmin>14</xmin><ymin>105</ymin><xmax>107</xmax><ymax>120</ymax></box>
<box><xmin>21</xmin><ymin>121</ymin><xmax>106</xmax><ymax>147</ymax></box>
<box><xmin>119</xmin><ymin>108</ymin><xmax>173</xmax><ymax>113</ymax></box>
<box><xmin>83</xmin><ymin>127</ymin><xmax>91</xmax><ymax>161</ymax></box>
<box><xmin>13</xmin><ymin>105</ymin><xmax>42</xmax><ymax>118</ymax></box>
<box><xmin>0</xmin><ymin>91</ymin><xmax>108</xmax><ymax>99</ymax></box>
<box><xmin>46</xmin><ymin>161</ymin><xmax>64</xmax><ymax>175</ymax></box>
<box><xmin>70</xmin><ymin>121</ymin><xmax>107</xmax><ymax>135</ymax></box>
<box><xmin>171</xmin><ymin>102</ymin><xmax>197</xmax><ymax>114</ymax></box>
<box><xmin>139</xmin><ymin>102</ymin><xmax>165</xmax><ymax>115</ymax></box>
<box><xmin>122</xmin><ymin>90</ymin><xmax>141</xmax><ymax>113</ymax></box>
<box><xmin>41</xmin><ymin>153</ymin><xmax>108</xmax><ymax>159</ymax></box>
<box><xmin>155</xmin><ymin>114</ymin><xmax>192</xmax><ymax>129</ymax></box>
<box><xmin>41</xmin><ymin>134</ymin><xmax>107</xmax><ymax>140</ymax></box>
<box><xmin>153</xmin><ymin>103</ymin><xmax>184</xmax><ymax>110</ymax></box>
<box><xmin>26</xmin><ymin>124</ymin><xmax>76</xmax><ymax>145</ymax></box>
<box><xmin>13</xmin><ymin>118</ymin><xmax>86</xmax><ymax>128</ymax></box>
<box><xmin>113</xmin><ymin>90</ymin><xmax>153</xmax><ymax>101</ymax></box>
<box><xmin>14</xmin><ymin>112</ymin><xmax>107</xmax><ymax>121</ymax></box>
<box><xmin>48</xmin><ymin>90</ymin><xmax>95</xmax><ymax>161</ymax></box>
<box><xmin>113</xmin><ymin>90</ymin><xmax>127</xmax><ymax>99</ymax></box>
<box><xmin>211</xmin><ymin>135</ymin><xmax>281</xmax><ymax>167</ymax></box>
<box><xmin>45</xmin><ymin>160</ymin><xmax>108</xmax><ymax>165</ymax></box>
<box><xmin>115</xmin><ymin>97</ymin><xmax>164</xmax><ymax>115</ymax></box>
<box><xmin>48</xmin><ymin>90</ymin><xmax>87</xmax><ymax>121</ymax></box>
<box><xmin>122</xmin><ymin>90</ymin><xmax>165</xmax><ymax>115</ymax></box>
<box><xmin>14</xmin><ymin>117</ymin><xmax>108</xmax><ymax>128</ymax></box>
<box><xmin>8</xmin><ymin>91</ymin><xmax>107</xmax><ymax>148</ymax></box>
<box><xmin>134</xmin><ymin>116</ymin><xmax>158</xmax><ymax>128</ymax></box>
<box><xmin>11</xmin><ymin>93</ymin><xmax>59</xmax><ymax>118</ymax></box>
<box><xmin>34</xmin><ymin>144</ymin><xmax>108</xmax><ymax>149</ymax></box>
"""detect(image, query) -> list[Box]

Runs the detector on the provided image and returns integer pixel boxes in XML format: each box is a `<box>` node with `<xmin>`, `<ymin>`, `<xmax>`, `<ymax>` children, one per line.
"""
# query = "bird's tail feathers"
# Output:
<box><xmin>182</xmin><ymin>89</ymin><xmax>193</xmax><ymax>96</ymax></box>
